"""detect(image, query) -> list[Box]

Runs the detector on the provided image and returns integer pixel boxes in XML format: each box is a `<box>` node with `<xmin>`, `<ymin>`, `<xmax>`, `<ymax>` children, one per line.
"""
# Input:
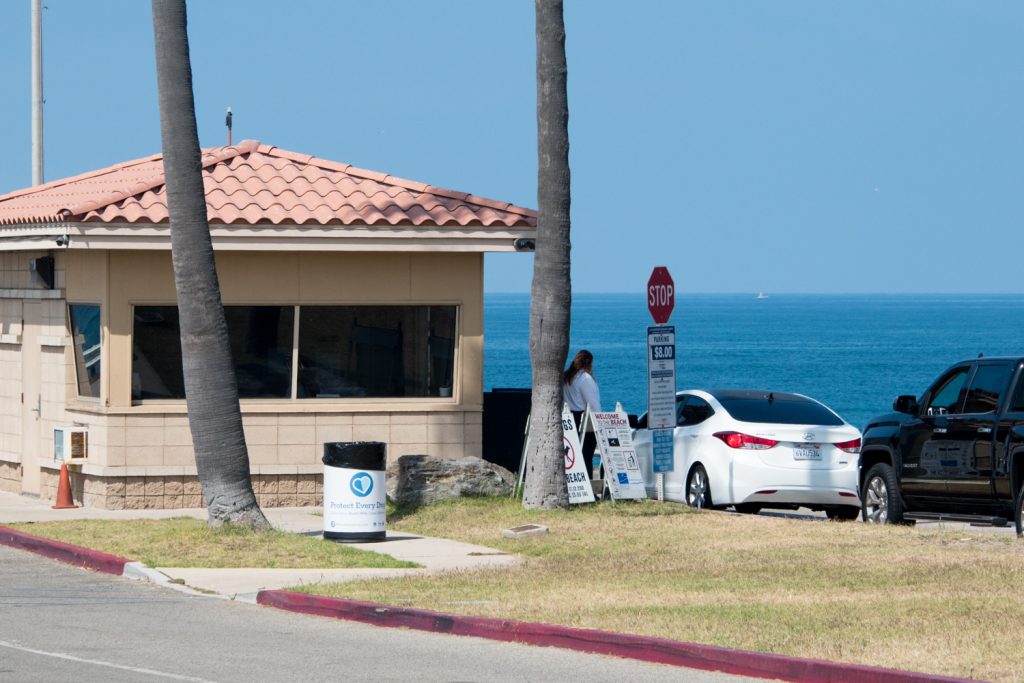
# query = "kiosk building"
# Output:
<box><xmin>0</xmin><ymin>140</ymin><xmax>535</xmax><ymax>509</ymax></box>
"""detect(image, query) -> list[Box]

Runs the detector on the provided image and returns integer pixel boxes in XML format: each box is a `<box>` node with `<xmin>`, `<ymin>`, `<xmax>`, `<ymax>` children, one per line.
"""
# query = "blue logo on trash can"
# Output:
<box><xmin>350</xmin><ymin>471</ymin><xmax>374</xmax><ymax>497</ymax></box>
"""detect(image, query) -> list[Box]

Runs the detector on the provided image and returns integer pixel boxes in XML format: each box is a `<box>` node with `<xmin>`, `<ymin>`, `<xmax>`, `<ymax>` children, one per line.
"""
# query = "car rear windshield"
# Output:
<box><xmin>717</xmin><ymin>397</ymin><xmax>844</xmax><ymax>426</ymax></box>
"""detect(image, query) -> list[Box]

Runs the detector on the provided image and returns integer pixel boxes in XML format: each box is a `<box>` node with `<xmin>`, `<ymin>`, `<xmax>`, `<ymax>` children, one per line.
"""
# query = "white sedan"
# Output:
<box><xmin>633</xmin><ymin>389</ymin><xmax>862</xmax><ymax>520</ymax></box>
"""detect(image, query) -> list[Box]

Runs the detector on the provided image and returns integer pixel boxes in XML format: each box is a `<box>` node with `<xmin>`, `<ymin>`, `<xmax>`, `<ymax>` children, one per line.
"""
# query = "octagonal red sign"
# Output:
<box><xmin>647</xmin><ymin>266</ymin><xmax>675</xmax><ymax>324</ymax></box>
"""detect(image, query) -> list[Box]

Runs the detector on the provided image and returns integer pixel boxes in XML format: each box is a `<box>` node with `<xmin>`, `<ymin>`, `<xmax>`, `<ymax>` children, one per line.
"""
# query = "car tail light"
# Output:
<box><xmin>713</xmin><ymin>431</ymin><xmax>779</xmax><ymax>450</ymax></box>
<box><xmin>834</xmin><ymin>438</ymin><xmax>861</xmax><ymax>454</ymax></box>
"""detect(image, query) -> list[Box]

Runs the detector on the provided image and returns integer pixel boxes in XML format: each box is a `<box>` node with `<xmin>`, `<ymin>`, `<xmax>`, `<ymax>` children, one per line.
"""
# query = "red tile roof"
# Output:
<box><xmin>0</xmin><ymin>140</ymin><xmax>537</xmax><ymax>228</ymax></box>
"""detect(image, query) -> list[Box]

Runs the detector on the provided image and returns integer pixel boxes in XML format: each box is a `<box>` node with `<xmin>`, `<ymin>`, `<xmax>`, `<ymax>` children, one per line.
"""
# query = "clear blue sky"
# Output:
<box><xmin>1</xmin><ymin>1</ymin><xmax>1021</xmax><ymax>293</ymax></box>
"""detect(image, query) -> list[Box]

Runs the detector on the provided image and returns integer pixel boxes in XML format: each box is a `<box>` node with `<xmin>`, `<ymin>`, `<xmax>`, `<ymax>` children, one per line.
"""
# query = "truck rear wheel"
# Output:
<box><xmin>862</xmin><ymin>463</ymin><xmax>903</xmax><ymax>525</ymax></box>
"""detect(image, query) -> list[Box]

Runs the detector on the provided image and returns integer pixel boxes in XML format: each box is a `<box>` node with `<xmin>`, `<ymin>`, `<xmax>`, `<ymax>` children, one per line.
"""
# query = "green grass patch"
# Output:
<box><xmin>296</xmin><ymin>498</ymin><xmax>1024</xmax><ymax>682</ymax></box>
<box><xmin>7</xmin><ymin>517</ymin><xmax>418</xmax><ymax>570</ymax></box>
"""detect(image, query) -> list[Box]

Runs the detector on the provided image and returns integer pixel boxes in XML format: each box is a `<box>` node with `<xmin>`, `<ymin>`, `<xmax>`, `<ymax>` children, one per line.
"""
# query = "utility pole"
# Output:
<box><xmin>31</xmin><ymin>0</ymin><xmax>44</xmax><ymax>186</ymax></box>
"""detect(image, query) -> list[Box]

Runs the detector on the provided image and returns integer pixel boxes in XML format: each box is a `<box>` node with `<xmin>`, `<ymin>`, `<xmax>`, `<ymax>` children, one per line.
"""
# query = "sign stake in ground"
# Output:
<box><xmin>646</xmin><ymin>266</ymin><xmax>677</xmax><ymax>501</ymax></box>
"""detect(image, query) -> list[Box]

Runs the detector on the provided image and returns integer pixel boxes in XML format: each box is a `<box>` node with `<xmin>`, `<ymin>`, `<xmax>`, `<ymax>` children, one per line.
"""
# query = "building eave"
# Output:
<box><xmin>0</xmin><ymin>221</ymin><xmax>537</xmax><ymax>253</ymax></box>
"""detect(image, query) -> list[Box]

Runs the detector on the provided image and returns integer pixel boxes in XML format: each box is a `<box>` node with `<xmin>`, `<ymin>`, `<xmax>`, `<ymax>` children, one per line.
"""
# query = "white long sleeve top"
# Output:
<box><xmin>563</xmin><ymin>371</ymin><xmax>601</xmax><ymax>413</ymax></box>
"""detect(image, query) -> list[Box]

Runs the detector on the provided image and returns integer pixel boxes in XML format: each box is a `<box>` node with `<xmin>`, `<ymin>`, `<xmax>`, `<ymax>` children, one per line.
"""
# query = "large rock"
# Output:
<box><xmin>387</xmin><ymin>455</ymin><xmax>514</xmax><ymax>506</ymax></box>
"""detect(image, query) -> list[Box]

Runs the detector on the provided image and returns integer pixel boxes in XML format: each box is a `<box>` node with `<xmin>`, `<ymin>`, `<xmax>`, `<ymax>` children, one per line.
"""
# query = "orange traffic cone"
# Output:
<box><xmin>52</xmin><ymin>462</ymin><xmax>78</xmax><ymax>509</ymax></box>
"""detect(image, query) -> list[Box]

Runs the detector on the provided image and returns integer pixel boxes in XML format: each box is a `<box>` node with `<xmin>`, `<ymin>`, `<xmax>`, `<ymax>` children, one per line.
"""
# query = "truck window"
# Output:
<box><xmin>962</xmin><ymin>364</ymin><xmax>1013</xmax><ymax>414</ymax></box>
<box><xmin>926</xmin><ymin>367</ymin><xmax>970</xmax><ymax>416</ymax></box>
<box><xmin>1011</xmin><ymin>374</ymin><xmax>1024</xmax><ymax>413</ymax></box>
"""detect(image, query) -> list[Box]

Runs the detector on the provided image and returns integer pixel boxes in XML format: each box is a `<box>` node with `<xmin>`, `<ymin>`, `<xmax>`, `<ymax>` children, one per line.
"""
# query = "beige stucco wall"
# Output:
<box><xmin>48</xmin><ymin>249</ymin><xmax>484</xmax><ymax>497</ymax></box>
<box><xmin>0</xmin><ymin>251</ymin><xmax>76</xmax><ymax>495</ymax></box>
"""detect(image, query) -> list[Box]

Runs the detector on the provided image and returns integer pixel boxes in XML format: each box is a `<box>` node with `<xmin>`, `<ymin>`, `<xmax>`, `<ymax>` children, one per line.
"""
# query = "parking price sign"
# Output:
<box><xmin>647</xmin><ymin>325</ymin><xmax>676</xmax><ymax>433</ymax></box>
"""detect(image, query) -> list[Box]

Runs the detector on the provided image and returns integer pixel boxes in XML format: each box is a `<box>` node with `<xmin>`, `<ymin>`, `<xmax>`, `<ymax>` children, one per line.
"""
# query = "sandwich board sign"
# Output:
<box><xmin>591</xmin><ymin>406</ymin><xmax>646</xmax><ymax>500</ymax></box>
<box><xmin>562</xmin><ymin>404</ymin><xmax>596</xmax><ymax>504</ymax></box>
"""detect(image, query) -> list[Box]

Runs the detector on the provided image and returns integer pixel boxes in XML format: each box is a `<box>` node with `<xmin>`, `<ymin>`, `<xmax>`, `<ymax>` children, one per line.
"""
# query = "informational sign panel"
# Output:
<box><xmin>652</xmin><ymin>428</ymin><xmax>675</xmax><ymax>473</ymax></box>
<box><xmin>592</xmin><ymin>408</ymin><xmax>646</xmax><ymax>500</ymax></box>
<box><xmin>647</xmin><ymin>325</ymin><xmax>676</xmax><ymax>430</ymax></box>
<box><xmin>562</xmin><ymin>405</ymin><xmax>596</xmax><ymax>504</ymax></box>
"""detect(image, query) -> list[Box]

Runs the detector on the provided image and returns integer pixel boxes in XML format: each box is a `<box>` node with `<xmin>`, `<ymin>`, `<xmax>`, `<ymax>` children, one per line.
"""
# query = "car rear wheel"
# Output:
<box><xmin>825</xmin><ymin>506</ymin><xmax>860</xmax><ymax>521</ymax></box>
<box><xmin>686</xmin><ymin>464</ymin><xmax>712</xmax><ymax>509</ymax></box>
<box><xmin>862</xmin><ymin>463</ymin><xmax>903</xmax><ymax>525</ymax></box>
<box><xmin>734</xmin><ymin>503</ymin><xmax>761</xmax><ymax>515</ymax></box>
<box><xmin>1015</xmin><ymin>486</ymin><xmax>1024</xmax><ymax>538</ymax></box>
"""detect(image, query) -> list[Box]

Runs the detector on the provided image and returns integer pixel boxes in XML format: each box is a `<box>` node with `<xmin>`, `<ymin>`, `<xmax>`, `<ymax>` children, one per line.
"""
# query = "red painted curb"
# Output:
<box><xmin>257</xmin><ymin>590</ymin><xmax>972</xmax><ymax>683</ymax></box>
<box><xmin>0</xmin><ymin>524</ymin><xmax>131</xmax><ymax>576</ymax></box>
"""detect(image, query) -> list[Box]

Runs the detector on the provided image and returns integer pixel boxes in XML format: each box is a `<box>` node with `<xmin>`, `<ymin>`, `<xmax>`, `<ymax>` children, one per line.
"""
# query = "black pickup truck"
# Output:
<box><xmin>859</xmin><ymin>356</ymin><xmax>1024</xmax><ymax>535</ymax></box>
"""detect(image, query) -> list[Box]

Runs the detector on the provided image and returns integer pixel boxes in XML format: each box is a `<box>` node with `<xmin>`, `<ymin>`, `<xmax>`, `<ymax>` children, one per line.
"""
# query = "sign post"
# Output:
<box><xmin>646</xmin><ymin>267</ymin><xmax>677</xmax><ymax>501</ymax></box>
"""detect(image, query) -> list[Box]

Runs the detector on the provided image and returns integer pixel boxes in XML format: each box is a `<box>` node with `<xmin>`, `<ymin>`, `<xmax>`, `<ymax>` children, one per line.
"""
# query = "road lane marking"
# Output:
<box><xmin>0</xmin><ymin>639</ymin><xmax>217</xmax><ymax>682</ymax></box>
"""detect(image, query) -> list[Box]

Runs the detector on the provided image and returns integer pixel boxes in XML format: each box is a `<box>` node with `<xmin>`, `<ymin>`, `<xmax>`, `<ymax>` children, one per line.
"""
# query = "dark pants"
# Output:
<box><xmin>571</xmin><ymin>410</ymin><xmax>597</xmax><ymax>479</ymax></box>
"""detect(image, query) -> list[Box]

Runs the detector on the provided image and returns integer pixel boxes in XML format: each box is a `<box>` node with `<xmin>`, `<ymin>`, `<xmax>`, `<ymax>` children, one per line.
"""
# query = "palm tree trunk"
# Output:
<box><xmin>523</xmin><ymin>0</ymin><xmax>572</xmax><ymax>509</ymax></box>
<box><xmin>151</xmin><ymin>0</ymin><xmax>269</xmax><ymax>528</ymax></box>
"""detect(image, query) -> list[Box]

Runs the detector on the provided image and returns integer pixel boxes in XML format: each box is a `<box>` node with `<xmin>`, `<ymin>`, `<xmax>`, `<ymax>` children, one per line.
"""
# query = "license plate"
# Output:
<box><xmin>793</xmin><ymin>446</ymin><xmax>821</xmax><ymax>460</ymax></box>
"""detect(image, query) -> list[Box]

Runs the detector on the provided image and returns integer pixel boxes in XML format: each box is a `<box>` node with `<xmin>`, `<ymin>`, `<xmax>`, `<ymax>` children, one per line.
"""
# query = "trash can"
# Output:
<box><xmin>323</xmin><ymin>441</ymin><xmax>387</xmax><ymax>542</ymax></box>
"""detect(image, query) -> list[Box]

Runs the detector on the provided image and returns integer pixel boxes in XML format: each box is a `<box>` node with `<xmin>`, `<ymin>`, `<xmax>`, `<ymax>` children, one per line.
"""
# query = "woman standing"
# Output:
<box><xmin>563</xmin><ymin>350</ymin><xmax>601</xmax><ymax>478</ymax></box>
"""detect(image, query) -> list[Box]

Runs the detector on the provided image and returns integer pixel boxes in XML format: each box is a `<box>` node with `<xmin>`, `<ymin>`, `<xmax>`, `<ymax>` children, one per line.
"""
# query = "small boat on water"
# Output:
<box><xmin>756</xmin><ymin>292</ymin><xmax>768</xmax><ymax>300</ymax></box>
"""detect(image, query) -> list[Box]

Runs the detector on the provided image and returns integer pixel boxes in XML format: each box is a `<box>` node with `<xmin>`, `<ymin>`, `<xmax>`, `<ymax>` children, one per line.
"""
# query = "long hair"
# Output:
<box><xmin>564</xmin><ymin>350</ymin><xmax>594</xmax><ymax>386</ymax></box>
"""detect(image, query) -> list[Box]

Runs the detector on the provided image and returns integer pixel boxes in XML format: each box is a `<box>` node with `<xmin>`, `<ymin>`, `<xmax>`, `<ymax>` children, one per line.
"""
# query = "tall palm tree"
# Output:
<box><xmin>523</xmin><ymin>0</ymin><xmax>572</xmax><ymax>509</ymax></box>
<box><xmin>151</xmin><ymin>0</ymin><xmax>269</xmax><ymax>528</ymax></box>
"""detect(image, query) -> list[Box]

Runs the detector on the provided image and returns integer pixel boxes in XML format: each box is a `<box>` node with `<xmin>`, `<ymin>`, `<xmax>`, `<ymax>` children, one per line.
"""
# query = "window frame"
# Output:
<box><xmin>67</xmin><ymin>302</ymin><xmax>103</xmax><ymax>401</ymax></box>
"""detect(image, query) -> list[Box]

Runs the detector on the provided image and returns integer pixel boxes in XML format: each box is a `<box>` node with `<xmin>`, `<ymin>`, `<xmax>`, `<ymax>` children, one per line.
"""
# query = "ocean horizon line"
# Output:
<box><xmin>484</xmin><ymin>291</ymin><xmax>1024</xmax><ymax>297</ymax></box>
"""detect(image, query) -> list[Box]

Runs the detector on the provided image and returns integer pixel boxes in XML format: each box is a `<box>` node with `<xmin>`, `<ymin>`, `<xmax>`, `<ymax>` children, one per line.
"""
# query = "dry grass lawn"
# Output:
<box><xmin>297</xmin><ymin>499</ymin><xmax>1024</xmax><ymax>682</ymax></box>
<box><xmin>7</xmin><ymin>517</ymin><xmax>418</xmax><ymax>570</ymax></box>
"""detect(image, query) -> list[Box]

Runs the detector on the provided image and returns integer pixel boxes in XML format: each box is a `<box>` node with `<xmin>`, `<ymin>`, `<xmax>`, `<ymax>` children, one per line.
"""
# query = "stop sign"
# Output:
<box><xmin>647</xmin><ymin>266</ymin><xmax>675</xmax><ymax>324</ymax></box>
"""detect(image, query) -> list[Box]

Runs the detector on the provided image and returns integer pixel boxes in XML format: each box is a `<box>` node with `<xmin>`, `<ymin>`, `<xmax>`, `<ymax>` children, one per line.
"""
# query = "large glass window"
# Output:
<box><xmin>298</xmin><ymin>306</ymin><xmax>456</xmax><ymax>398</ymax></box>
<box><xmin>69</xmin><ymin>304</ymin><xmax>101</xmax><ymax>398</ymax></box>
<box><xmin>131</xmin><ymin>304</ymin><xmax>456</xmax><ymax>401</ymax></box>
<box><xmin>133</xmin><ymin>306</ymin><xmax>294</xmax><ymax>399</ymax></box>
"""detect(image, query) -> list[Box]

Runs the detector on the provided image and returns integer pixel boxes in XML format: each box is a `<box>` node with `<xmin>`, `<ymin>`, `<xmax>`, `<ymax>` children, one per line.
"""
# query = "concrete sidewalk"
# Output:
<box><xmin>0</xmin><ymin>490</ymin><xmax>519</xmax><ymax>599</ymax></box>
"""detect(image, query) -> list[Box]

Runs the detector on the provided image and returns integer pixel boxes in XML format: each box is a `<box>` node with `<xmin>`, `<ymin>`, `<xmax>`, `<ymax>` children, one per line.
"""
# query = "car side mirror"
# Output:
<box><xmin>893</xmin><ymin>395</ymin><xmax>919</xmax><ymax>415</ymax></box>
<box><xmin>627</xmin><ymin>414</ymin><xmax>640</xmax><ymax>429</ymax></box>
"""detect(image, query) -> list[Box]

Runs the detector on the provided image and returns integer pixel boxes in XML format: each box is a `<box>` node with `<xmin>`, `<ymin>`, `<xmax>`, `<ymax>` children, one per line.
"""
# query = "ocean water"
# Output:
<box><xmin>484</xmin><ymin>293</ymin><xmax>1024</xmax><ymax>431</ymax></box>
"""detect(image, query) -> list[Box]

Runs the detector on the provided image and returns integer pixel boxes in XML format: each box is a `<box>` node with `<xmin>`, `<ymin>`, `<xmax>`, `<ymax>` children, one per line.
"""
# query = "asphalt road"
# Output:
<box><xmin>0</xmin><ymin>545</ymin><xmax>760</xmax><ymax>683</ymax></box>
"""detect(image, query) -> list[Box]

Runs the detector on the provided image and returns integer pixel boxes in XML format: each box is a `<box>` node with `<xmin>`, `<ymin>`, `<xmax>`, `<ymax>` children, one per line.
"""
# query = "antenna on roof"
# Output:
<box><xmin>225</xmin><ymin>106</ymin><xmax>233</xmax><ymax>146</ymax></box>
